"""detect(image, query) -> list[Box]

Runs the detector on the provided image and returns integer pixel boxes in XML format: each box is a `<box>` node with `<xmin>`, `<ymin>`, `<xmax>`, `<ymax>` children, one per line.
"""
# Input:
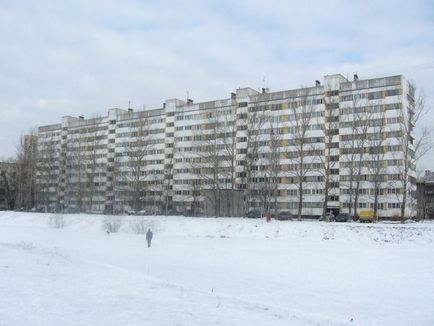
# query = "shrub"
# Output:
<box><xmin>102</xmin><ymin>216</ymin><xmax>123</xmax><ymax>233</ymax></box>
<box><xmin>129</xmin><ymin>216</ymin><xmax>148</xmax><ymax>234</ymax></box>
<box><xmin>48</xmin><ymin>214</ymin><xmax>65</xmax><ymax>229</ymax></box>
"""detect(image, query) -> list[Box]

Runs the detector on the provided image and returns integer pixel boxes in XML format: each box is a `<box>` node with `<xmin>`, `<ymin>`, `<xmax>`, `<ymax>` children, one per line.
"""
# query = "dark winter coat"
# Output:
<box><xmin>146</xmin><ymin>230</ymin><xmax>153</xmax><ymax>241</ymax></box>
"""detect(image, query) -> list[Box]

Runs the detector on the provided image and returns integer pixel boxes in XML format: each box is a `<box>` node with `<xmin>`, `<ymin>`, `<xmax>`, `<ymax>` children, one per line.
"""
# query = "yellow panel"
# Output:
<box><xmin>280</xmin><ymin>202</ymin><xmax>288</xmax><ymax>209</ymax></box>
<box><xmin>282</xmin><ymin>103</ymin><xmax>289</xmax><ymax>109</ymax></box>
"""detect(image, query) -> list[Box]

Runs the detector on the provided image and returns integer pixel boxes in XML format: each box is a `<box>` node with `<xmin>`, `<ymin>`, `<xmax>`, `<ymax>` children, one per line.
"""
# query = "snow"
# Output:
<box><xmin>1</xmin><ymin>212</ymin><xmax>433</xmax><ymax>326</ymax></box>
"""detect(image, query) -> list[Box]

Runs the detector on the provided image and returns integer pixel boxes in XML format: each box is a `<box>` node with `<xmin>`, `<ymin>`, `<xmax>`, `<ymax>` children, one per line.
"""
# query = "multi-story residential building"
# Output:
<box><xmin>37</xmin><ymin>73</ymin><xmax>417</xmax><ymax>219</ymax></box>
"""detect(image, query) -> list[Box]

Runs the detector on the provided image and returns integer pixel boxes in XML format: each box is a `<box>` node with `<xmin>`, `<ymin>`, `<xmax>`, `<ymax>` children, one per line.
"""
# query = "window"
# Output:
<box><xmin>386</xmin><ymin>89</ymin><xmax>400</xmax><ymax>97</ymax></box>
<box><xmin>368</xmin><ymin>91</ymin><xmax>383</xmax><ymax>100</ymax></box>
<box><xmin>271</xmin><ymin>103</ymin><xmax>282</xmax><ymax>111</ymax></box>
<box><xmin>288</xmin><ymin>189</ymin><xmax>297</xmax><ymax>196</ymax></box>
<box><xmin>388</xmin><ymin>203</ymin><xmax>400</xmax><ymax>209</ymax></box>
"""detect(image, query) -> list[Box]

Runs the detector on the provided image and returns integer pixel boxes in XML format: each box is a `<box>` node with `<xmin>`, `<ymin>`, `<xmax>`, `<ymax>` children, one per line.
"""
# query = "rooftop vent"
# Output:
<box><xmin>128</xmin><ymin>108</ymin><xmax>133</xmax><ymax>113</ymax></box>
<box><xmin>315</xmin><ymin>80</ymin><xmax>321</xmax><ymax>87</ymax></box>
<box><xmin>78</xmin><ymin>115</ymin><xmax>84</xmax><ymax>120</ymax></box>
<box><xmin>187</xmin><ymin>99</ymin><xmax>193</xmax><ymax>105</ymax></box>
<box><xmin>262</xmin><ymin>88</ymin><xmax>270</xmax><ymax>94</ymax></box>
<box><xmin>354</xmin><ymin>74</ymin><xmax>359</xmax><ymax>81</ymax></box>
<box><xmin>231</xmin><ymin>92</ymin><xmax>236</xmax><ymax>99</ymax></box>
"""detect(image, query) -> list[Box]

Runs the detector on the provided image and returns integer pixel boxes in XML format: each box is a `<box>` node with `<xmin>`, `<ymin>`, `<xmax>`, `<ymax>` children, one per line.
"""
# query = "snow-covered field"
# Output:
<box><xmin>1</xmin><ymin>212</ymin><xmax>433</xmax><ymax>326</ymax></box>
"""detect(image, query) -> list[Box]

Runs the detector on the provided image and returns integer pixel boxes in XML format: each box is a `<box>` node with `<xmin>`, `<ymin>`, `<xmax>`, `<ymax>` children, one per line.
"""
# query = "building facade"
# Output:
<box><xmin>37</xmin><ymin>74</ymin><xmax>417</xmax><ymax>218</ymax></box>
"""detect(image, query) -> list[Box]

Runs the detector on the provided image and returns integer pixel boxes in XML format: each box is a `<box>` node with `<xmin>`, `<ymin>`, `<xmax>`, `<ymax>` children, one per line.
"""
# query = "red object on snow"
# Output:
<box><xmin>266</xmin><ymin>212</ymin><xmax>272</xmax><ymax>222</ymax></box>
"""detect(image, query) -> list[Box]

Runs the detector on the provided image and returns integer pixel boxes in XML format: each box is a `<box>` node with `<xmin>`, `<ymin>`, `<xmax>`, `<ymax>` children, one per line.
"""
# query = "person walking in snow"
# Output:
<box><xmin>146</xmin><ymin>228</ymin><xmax>153</xmax><ymax>248</ymax></box>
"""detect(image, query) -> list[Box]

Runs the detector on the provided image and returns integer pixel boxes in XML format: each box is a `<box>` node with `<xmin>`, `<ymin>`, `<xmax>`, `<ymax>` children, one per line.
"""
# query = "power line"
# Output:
<box><xmin>364</xmin><ymin>61</ymin><xmax>434</xmax><ymax>79</ymax></box>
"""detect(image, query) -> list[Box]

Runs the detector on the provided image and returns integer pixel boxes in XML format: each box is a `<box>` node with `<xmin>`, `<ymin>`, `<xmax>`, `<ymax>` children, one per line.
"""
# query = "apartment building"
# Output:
<box><xmin>37</xmin><ymin>73</ymin><xmax>417</xmax><ymax>219</ymax></box>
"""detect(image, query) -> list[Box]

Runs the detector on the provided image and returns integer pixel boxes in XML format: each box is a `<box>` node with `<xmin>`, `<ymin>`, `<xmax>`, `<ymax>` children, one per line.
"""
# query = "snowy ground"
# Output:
<box><xmin>1</xmin><ymin>212</ymin><xmax>433</xmax><ymax>326</ymax></box>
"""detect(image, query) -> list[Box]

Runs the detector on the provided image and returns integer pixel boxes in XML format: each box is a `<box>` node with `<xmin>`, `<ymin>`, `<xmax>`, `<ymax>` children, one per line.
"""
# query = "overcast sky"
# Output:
<box><xmin>1</xmin><ymin>0</ymin><xmax>433</xmax><ymax>170</ymax></box>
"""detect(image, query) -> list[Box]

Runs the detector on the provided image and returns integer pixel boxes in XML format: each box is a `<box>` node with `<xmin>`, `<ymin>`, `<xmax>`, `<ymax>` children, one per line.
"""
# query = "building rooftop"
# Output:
<box><xmin>419</xmin><ymin>170</ymin><xmax>434</xmax><ymax>184</ymax></box>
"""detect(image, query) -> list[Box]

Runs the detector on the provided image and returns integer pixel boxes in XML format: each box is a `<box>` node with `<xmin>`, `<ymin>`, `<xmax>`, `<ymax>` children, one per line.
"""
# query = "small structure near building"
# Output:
<box><xmin>417</xmin><ymin>170</ymin><xmax>434</xmax><ymax>220</ymax></box>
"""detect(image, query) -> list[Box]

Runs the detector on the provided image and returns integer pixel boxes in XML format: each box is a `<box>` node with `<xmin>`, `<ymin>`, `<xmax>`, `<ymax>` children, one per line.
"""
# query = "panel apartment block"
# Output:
<box><xmin>37</xmin><ymin>74</ymin><xmax>416</xmax><ymax>218</ymax></box>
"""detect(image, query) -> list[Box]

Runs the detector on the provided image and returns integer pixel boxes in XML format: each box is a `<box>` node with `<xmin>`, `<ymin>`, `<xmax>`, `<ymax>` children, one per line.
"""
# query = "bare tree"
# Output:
<box><xmin>162</xmin><ymin>131</ymin><xmax>176</xmax><ymax>215</ymax></box>
<box><xmin>240</xmin><ymin>104</ymin><xmax>267</xmax><ymax>215</ymax></box>
<box><xmin>178</xmin><ymin>140</ymin><xmax>203</xmax><ymax>216</ymax></box>
<box><xmin>252</xmin><ymin>114</ymin><xmax>282</xmax><ymax>215</ymax></box>
<box><xmin>0</xmin><ymin>160</ymin><xmax>17</xmax><ymax>210</ymax></box>
<box><xmin>267</xmin><ymin>118</ymin><xmax>282</xmax><ymax>214</ymax></box>
<box><xmin>220</xmin><ymin>107</ymin><xmax>238</xmax><ymax>217</ymax></box>
<box><xmin>288</xmin><ymin>90</ymin><xmax>321</xmax><ymax>220</ymax></box>
<box><xmin>366</xmin><ymin>109</ymin><xmax>387</xmax><ymax>222</ymax></box>
<box><xmin>37</xmin><ymin>131</ymin><xmax>61</xmax><ymax>211</ymax></box>
<box><xmin>197</xmin><ymin>112</ymin><xmax>227</xmax><ymax>217</ymax></box>
<box><xmin>15</xmin><ymin>132</ymin><xmax>38</xmax><ymax>210</ymax></box>
<box><xmin>84</xmin><ymin>117</ymin><xmax>100</xmax><ymax>212</ymax></box>
<box><xmin>64</xmin><ymin>127</ymin><xmax>86</xmax><ymax>212</ymax></box>
<box><xmin>340</xmin><ymin>97</ymin><xmax>371</xmax><ymax>219</ymax></box>
<box><xmin>396</xmin><ymin>88</ymin><xmax>432</xmax><ymax>222</ymax></box>
<box><xmin>125</xmin><ymin>114</ymin><xmax>154</xmax><ymax>212</ymax></box>
<box><xmin>320</xmin><ymin>96</ymin><xmax>339</xmax><ymax>221</ymax></box>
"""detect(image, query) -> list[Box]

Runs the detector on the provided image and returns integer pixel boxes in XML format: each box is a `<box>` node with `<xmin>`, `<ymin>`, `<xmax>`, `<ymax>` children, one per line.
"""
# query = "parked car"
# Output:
<box><xmin>167</xmin><ymin>209</ymin><xmax>183</xmax><ymax>216</ymax></box>
<box><xmin>319</xmin><ymin>212</ymin><xmax>335</xmax><ymax>221</ymax></box>
<box><xmin>359</xmin><ymin>210</ymin><xmax>374</xmax><ymax>223</ymax></box>
<box><xmin>246</xmin><ymin>211</ymin><xmax>261</xmax><ymax>219</ymax></box>
<box><xmin>276</xmin><ymin>211</ymin><xmax>293</xmax><ymax>221</ymax></box>
<box><xmin>136</xmin><ymin>209</ymin><xmax>154</xmax><ymax>216</ymax></box>
<box><xmin>335</xmin><ymin>213</ymin><xmax>349</xmax><ymax>222</ymax></box>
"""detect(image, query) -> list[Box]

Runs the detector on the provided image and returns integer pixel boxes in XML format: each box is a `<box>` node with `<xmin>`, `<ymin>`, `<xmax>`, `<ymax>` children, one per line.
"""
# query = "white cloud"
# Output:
<box><xmin>0</xmin><ymin>0</ymin><xmax>433</xmax><ymax>169</ymax></box>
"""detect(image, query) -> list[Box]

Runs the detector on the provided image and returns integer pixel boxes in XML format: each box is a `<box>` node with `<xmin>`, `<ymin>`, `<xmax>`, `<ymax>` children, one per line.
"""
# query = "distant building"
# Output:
<box><xmin>417</xmin><ymin>170</ymin><xmax>434</xmax><ymax>219</ymax></box>
<box><xmin>36</xmin><ymin>74</ymin><xmax>416</xmax><ymax>218</ymax></box>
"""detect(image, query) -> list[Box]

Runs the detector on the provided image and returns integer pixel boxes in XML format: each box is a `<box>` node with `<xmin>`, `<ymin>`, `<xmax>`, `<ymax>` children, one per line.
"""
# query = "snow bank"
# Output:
<box><xmin>1</xmin><ymin>211</ymin><xmax>433</xmax><ymax>244</ymax></box>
